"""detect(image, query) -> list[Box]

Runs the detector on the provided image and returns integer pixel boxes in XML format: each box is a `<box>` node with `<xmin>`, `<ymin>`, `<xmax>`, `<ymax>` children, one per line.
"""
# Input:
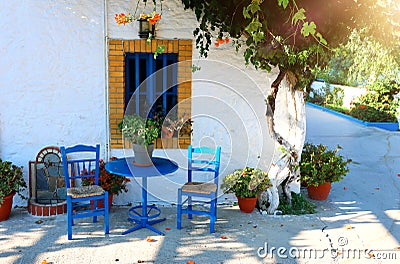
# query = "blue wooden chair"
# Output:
<box><xmin>177</xmin><ymin>145</ymin><xmax>221</xmax><ymax>233</ymax></box>
<box><xmin>60</xmin><ymin>144</ymin><xmax>109</xmax><ymax>240</ymax></box>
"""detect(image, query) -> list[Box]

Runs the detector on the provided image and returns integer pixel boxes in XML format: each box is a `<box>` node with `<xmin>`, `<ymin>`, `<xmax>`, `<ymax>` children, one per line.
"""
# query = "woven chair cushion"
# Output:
<box><xmin>181</xmin><ymin>182</ymin><xmax>217</xmax><ymax>195</ymax></box>
<box><xmin>67</xmin><ymin>185</ymin><xmax>105</xmax><ymax>198</ymax></box>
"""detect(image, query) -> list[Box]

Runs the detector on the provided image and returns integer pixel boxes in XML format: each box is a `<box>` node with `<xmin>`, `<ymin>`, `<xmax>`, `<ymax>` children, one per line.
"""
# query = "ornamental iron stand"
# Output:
<box><xmin>28</xmin><ymin>146</ymin><xmax>67</xmax><ymax>216</ymax></box>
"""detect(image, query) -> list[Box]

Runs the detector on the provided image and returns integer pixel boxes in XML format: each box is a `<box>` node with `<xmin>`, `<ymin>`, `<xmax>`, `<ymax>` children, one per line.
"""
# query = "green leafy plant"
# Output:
<box><xmin>317</xmin><ymin>29</ymin><xmax>400</xmax><ymax>87</ymax></box>
<box><xmin>349</xmin><ymin>81</ymin><xmax>400</xmax><ymax>123</ymax></box>
<box><xmin>277</xmin><ymin>192</ymin><xmax>316</xmax><ymax>215</ymax></box>
<box><xmin>120</xmin><ymin>114</ymin><xmax>161</xmax><ymax>146</ymax></box>
<box><xmin>82</xmin><ymin>158</ymin><xmax>130</xmax><ymax>196</ymax></box>
<box><xmin>325</xmin><ymin>86</ymin><xmax>344</xmax><ymax>107</ymax></box>
<box><xmin>0</xmin><ymin>159</ymin><xmax>27</xmax><ymax>205</ymax></box>
<box><xmin>222</xmin><ymin>167</ymin><xmax>272</xmax><ymax>198</ymax></box>
<box><xmin>300</xmin><ymin>143</ymin><xmax>352</xmax><ymax>187</ymax></box>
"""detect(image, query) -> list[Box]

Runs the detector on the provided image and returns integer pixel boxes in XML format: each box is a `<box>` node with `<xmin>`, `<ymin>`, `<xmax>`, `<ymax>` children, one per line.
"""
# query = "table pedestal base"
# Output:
<box><xmin>122</xmin><ymin>205</ymin><xmax>165</xmax><ymax>235</ymax></box>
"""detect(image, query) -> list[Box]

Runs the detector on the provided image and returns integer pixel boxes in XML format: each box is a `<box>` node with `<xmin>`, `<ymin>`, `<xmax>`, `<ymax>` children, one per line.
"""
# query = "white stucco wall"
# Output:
<box><xmin>1</xmin><ymin>0</ymin><xmax>277</xmax><ymax>206</ymax></box>
<box><xmin>311</xmin><ymin>80</ymin><xmax>367</xmax><ymax>108</ymax></box>
<box><xmin>0</xmin><ymin>1</ymin><xmax>107</xmax><ymax>205</ymax></box>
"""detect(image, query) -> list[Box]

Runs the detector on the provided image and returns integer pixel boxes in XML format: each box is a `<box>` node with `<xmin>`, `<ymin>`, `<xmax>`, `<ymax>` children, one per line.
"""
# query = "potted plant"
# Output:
<box><xmin>115</xmin><ymin>11</ymin><xmax>161</xmax><ymax>39</ymax></box>
<box><xmin>120</xmin><ymin>114</ymin><xmax>161</xmax><ymax>166</ymax></box>
<box><xmin>0</xmin><ymin>159</ymin><xmax>27</xmax><ymax>221</ymax></box>
<box><xmin>82</xmin><ymin>158</ymin><xmax>130</xmax><ymax>208</ymax></box>
<box><xmin>222</xmin><ymin>167</ymin><xmax>272</xmax><ymax>213</ymax></box>
<box><xmin>300</xmin><ymin>142</ymin><xmax>352</xmax><ymax>200</ymax></box>
<box><xmin>161</xmin><ymin>114</ymin><xmax>192</xmax><ymax>139</ymax></box>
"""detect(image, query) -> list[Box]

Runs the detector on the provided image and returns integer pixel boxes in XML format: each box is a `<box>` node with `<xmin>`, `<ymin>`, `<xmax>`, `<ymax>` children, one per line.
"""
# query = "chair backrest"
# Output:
<box><xmin>60</xmin><ymin>144</ymin><xmax>100</xmax><ymax>189</ymax></box>
<box><xmin>188</xmin><ymin>145</ymin><xmax>221</xmax><ymax>185</ymax></box>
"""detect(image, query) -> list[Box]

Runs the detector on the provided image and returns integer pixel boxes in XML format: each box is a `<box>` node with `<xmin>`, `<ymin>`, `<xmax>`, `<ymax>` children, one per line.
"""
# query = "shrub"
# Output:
<box><xmin>300</xmin><ymin>143</ymin><xmax>352</xmax><ymax>187</ymax></box>
<box><xmin>222</xmin><ymin>167</ymin><xmax>271</xmax><ymax>198</ymax></box>
<box><xmin>0</xmin><ymin>159</ymin><xmax>27</xmax><ymax>205</ymax></box>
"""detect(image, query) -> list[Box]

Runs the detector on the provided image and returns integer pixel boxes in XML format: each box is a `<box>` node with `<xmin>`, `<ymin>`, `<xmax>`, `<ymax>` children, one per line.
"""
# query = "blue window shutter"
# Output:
<box><xmin>125</xmin><ymin>52</ymin><xmax>178</xmax><ymax>117</ymax></box>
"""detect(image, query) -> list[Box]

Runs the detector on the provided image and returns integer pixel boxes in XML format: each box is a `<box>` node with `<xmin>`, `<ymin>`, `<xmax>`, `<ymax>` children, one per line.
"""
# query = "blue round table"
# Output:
<box><xmin>105</xmin><ymin>157</ymin><xmax>178</xmax><ymax>235</ymax></box>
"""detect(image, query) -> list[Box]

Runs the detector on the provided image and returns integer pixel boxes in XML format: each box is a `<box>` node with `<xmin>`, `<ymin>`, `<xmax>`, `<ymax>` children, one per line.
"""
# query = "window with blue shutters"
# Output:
<box><xmin>108</xmin><ymin>39</ymin><xmax>192</xmax><ymax>150</ymax></box>
<box><xmin>125</xmin><ymin>53</ymin><xmax>178</xmax><ymax>118</ymax></box>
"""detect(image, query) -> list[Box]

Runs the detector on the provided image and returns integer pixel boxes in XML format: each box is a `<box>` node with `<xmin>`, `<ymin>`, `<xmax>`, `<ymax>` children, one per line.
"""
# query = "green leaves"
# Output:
<box><xmin>300</xmin><ymin>143</ymin><xmax>352</xmax><ymax>186</ymax></box>
<box><xmin>222</xmin><ymin>167</ymin><xmax>271</xmax><ymax>198</ymax></box>
<box><xmin>243</xmin><ymin>1</ymin><xmax>265</xmax><ymax>45</ymax></box>
<box><xmin>121</xmin><ymin>114</ymin><xmax>161</xmax><ymax>146</ymax></box>
<box><xmin>292</xmin><ymin>8</ymin><xmax>306</xmax><ymax>25</ymax></box>
<box><xmin>316</xmin><ymin>33</ymin><xmax>327</xmax><ymax>45</ymax></box>
<box><xmin>243</xmin><ymin>1</ymin><xmax>261</xmax><ymax>19</ymax></box>
<box><xmin>245</xmin><ymin>20</ymin><xmax>262</xmax><ymax>34</ymax></box>
<box><xmin>278</xmin><ymin>0</ymin><xmax>289</xmax><ymax>9</ymax></box>
<box><xmin>0</xmin><ymin>159</ymin><xmax>26</xmax><ymax>205</ymax></box>
<box><xmin>301</xmin><ymin>21</ymin><xmax>316</xmax><ymax>37</ymax></box>
<box><xmin>154</xmin><ymin>44</ymin><xmax>165</xmax><ymax>59</ymax></box>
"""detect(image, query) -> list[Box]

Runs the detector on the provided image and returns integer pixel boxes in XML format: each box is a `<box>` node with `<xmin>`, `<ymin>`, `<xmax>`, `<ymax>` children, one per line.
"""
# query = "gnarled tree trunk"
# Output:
<box><xmin>258</xmin><ymin>70</ymin><xmax>306</xmax><ymax>214</ymax></box>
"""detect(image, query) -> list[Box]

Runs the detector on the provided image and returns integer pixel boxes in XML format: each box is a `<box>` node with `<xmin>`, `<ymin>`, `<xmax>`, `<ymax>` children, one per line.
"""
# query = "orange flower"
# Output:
<box><xmin>149</xmin><ymin>13</ymin><xmax>161</xmax><ymax>24</ymax></box>
<box><xmin>115</xmin><ymin>13</ymin><xmax>127</xmax><ymax>25</ymax></box>
<box><xmin>218</xmin><ymin>38</ymin><xmax>224</xmax><ymax>44</ymax></box>
<box><xmin>358</xmin><ymin>105</ymin><xmax>367</xmax><ymax>109</ymax></box>
<box><xmin>115</xmin><ymin>13</ymin><xmax>135</xmax><ymax>25</ymax></box>
<box><xmin>139</xmin><ymin>13</ymin><xmax>149</xmax><ymax>20</ymax></box>
<box><xmin>146</xmin><ymin>236</ymin><xmax>156</xmax><ymax>242</ymax></box>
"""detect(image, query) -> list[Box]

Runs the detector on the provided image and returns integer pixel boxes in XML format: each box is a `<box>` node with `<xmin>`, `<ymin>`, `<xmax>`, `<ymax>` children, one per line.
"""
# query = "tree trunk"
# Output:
<box><xmin>258</xmin><ymin>70</ymin><xmax>306</xmax><ymax>214</ymax></box>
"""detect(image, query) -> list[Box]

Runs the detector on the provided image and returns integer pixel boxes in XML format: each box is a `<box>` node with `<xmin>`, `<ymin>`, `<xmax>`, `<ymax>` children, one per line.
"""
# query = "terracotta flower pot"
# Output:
<box><xmin>307</xmin><ymin>182</ymin><xmax>331</xmax><ymax>200</ymax></box>
<box><xmin>90</xmin><ymin>194</ymin><xmax>113</xmax><ymax>209</ymax></box>
<box><xmin>237</xmin><ymin>196</ymin><xmax>257</xmax><ymax>213</ymax></box>
<box><xmin>0</xmin><ymin>192</ymin><xmax>15</xmax><ymax>221</ymax></box>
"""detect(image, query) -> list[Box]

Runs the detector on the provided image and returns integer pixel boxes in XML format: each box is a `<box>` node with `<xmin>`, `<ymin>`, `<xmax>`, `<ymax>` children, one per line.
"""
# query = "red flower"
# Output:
<box><xmin>214</xmin><ymin>42</ymin><xmax>220</xmax><ymax>47</ymax></box>
<box><xmin>225</xmin><ymin>37</ymin><xmax>230</xmax><ymax>44</ymax></box>
<box><xmin>81</xmin><ymin>159</ymin><xmax>130</xmax><ymax>195</ymax></box>
<box><xmin>218</xmin><ymin>38</ymin><xmax>224</xmax><ymax>44</ymax></box>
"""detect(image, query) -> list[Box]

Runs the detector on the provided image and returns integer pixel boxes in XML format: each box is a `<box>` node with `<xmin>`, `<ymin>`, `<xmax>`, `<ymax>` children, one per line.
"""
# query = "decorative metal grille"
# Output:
<box><xmin>30</xmin><ymin>146</ymin><xmax>66</xmax><ymax>204</ymax></box>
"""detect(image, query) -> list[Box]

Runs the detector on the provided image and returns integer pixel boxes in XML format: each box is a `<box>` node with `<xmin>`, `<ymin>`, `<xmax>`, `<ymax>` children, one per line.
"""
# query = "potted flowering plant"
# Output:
<box><xmin>82</xmin><ymin>158</ymin><xmax>130</xmax><ymax>208</ymax></box>
<box><xmin>300</xmin><ymin>142</ymin><xmax>352</xmax><ymax>200</ymax></box>
<box><xmin>0</xmin><ymin>159</ymin><xmax>27</xmax><ymax>221</ymax></box>
<box><xmin>115</xmin><ymin>11</ymin><xmax>161</xmax><ymax>39</ymax></box>
<box><xmin>222</xmin><ymin>167</ymin><xmax>271</xmax><ymax>213</ymax></box>
<box><xmin>120</xmin><ymin>114</ymin><xmax>161</xmax><ymax>165</ymax></box>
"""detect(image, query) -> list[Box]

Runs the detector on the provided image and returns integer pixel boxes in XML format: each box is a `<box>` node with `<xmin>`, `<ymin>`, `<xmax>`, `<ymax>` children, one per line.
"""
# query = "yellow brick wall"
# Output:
<box><xmin>108</xmin><ymin>39</ymin><xmax>192</xmax><ymax>149</ymax></box>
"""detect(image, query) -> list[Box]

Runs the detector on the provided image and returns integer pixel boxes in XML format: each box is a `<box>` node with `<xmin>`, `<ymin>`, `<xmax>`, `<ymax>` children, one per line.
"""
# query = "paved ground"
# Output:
<box><xmin>1</xmin><ymin>105</ymin><xmax>400</xmax><ymax>264</ymax></box>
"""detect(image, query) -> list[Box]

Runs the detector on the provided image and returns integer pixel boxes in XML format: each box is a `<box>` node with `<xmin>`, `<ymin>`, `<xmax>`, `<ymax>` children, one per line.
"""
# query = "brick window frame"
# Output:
<box><xmin>108</xmin><ymin>39</ymin><xmax>192</xmax><ymax>149</ymax></box>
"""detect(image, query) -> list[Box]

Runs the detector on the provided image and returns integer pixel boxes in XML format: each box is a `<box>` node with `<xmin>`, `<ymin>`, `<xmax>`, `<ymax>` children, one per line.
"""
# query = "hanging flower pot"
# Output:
<box><xmin>138</xmin><ymin>19</ymin><xmax>155</xmax><ymax>39</ymax></box>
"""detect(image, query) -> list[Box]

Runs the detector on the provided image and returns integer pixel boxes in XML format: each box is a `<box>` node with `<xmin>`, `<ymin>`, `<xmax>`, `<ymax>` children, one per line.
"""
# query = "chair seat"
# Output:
<box><xmin>182</xmin><ymin>182</ymin><xmax>217</xmax><ymax>194</ymax></box>
<box><xmin>67</xmin><ymin>185</ymin><xmax>105</xmax><ymax>198</ymax></box>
